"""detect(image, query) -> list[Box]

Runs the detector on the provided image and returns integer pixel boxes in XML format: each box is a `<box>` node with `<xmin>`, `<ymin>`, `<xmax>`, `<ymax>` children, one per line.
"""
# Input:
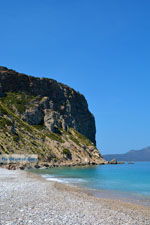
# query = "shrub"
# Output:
<box><xmin>45</xmin><ymin>132</ymin><xmax>64</xmax><ymax>143</ymax></box>
<box><xmin>1</xmin><ymin>92</ymin><xmax>37</xmax><ymax>114</ymax></box>
<box><xmin>71</xmin><ymin>128</ymin><xmax>92</xmax><ymax>146</ymax></box>
<box><xmin>62</xmin><ymin>148</ymin><xmax>72</xmax><ymax>159</ymax></box>
<box><xmin>0</xmin><ymin>117</ymin><xmax>12</xmax><ymax>128</ymax></box>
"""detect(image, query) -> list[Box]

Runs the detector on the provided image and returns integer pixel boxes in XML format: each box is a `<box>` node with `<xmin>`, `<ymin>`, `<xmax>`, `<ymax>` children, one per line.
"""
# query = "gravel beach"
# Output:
<box><xmin>0</xmin><ymin>168</ymin><xmax>150</xmax><ymax>225</ymax></box>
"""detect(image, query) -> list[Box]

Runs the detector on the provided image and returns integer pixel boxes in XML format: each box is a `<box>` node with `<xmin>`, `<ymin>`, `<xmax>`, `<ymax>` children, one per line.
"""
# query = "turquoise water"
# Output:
<box><xmin>31</xmin><ymin>162</ymin><xmax>150</xmax><ymax>205</ymax></box>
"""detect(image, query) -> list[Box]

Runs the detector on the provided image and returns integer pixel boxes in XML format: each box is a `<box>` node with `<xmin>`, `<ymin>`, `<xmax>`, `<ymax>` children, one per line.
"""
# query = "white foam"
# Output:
<box><xmin>46</xmin><ymin>177</ymin><xmax>69</xmax><ymax>183</ymax></box>
<box><xmin>41</xmin><ymin>174</ymin><xmax>85</xmax><ymax>184</ymax></box>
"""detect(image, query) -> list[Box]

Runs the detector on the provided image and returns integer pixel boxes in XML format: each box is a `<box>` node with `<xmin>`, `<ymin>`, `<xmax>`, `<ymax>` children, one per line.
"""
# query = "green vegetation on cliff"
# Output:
<box><xmin>0</xmin><ymin>94</ymin><xmax>103</xmax><ymax>164</ymax></box>
<box><xmin>1</xmin><ymin>92</ymin><xmax>37</xmax><ymax>114</ymax></box>
<box><xmin>0</xmin><ymin>67</ymin><xmax>104</xmax><ymax>165</ymax></box>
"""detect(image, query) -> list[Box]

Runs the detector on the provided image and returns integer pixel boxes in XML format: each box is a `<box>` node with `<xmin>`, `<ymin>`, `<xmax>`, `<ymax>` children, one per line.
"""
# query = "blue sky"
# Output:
<box><xmin>0</xmin><ymin>0</ymin><xmax>150</xmax><ymax>154</ymax></box>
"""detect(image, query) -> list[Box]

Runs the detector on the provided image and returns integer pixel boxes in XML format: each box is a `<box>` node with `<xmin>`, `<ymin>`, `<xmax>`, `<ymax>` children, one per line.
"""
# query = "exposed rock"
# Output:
<box><xmin>109</xmin><ymin>159</ymin><xmax>117</xmax><ymax>164</ymax></box>
<box><xmin>0</xmin><ymin>66</ymin><xmax>96</xmax><ymax>145</ymax></box>
<box><xmin>34</xmin><ymin>164</ymin><xmax>41</xmax><ymax>169</ymax></box>
<box><xmin>0</xmin><ymin>66</ymin><xmax>105</xmax><ymax>165</ymax></box>
<box><xmin>117</xmin><ymin>161</ymin><xmax>125</xmax><ymax>164</ymax></box>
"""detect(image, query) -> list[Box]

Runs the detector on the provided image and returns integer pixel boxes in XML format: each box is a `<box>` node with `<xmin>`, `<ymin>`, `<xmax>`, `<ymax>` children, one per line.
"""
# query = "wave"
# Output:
<box><xmin>41</xmin><ymin>174</ymin><xmax>86</xmax><ymax>184</ymax></box>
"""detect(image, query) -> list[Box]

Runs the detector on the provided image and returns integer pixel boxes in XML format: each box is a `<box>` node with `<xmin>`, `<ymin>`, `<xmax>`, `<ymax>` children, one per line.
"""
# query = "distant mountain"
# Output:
<box><xmin>103</xmin><ymin>147</ymin><xmax>150</xmax><ymax>161</ymax></box>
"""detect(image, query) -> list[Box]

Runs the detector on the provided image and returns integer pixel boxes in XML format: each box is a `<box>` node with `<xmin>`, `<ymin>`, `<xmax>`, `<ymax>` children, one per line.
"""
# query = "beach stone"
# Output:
<box><xmin>0</xmin><ymin>168</ymin><xmax>149</xmax><ymax>225</ymax></box>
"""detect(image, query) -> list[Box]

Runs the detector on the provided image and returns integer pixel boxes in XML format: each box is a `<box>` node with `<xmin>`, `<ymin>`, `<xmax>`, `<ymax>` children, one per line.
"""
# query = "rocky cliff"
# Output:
<box><xmin>0</xmin><ymin>66</ymin><xmax>105</xmax><ymax>165</ymax></box>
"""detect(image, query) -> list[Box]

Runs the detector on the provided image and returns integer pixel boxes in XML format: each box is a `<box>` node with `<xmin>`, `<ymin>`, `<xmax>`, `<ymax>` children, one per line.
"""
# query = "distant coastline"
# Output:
<box><xmin>103</xmin><ymin>146</ymin><xmax>150</xmax><ymax>161</ymax></box>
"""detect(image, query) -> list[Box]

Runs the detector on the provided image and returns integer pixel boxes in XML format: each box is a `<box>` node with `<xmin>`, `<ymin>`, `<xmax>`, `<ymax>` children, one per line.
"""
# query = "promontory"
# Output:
<box><xmin>0</xmin><ymin>66</ymin><xmax>105</xmax><ymax>166</ymax></box>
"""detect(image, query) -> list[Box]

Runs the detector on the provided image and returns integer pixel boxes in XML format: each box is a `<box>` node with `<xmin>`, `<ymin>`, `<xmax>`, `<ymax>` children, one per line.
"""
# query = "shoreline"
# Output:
<box><xmin>37</xmin><ymin>170</ymin><xmax>150</xmax><ymax>208</ymax></box>
<box><xmin>34</xmin><ymin>170</ymin><xmax>150</xmax><ymax>208</ymax></box>
<box><xmin>30</xmin><ymin>165</ymin><xmax>150</xmax><ymax>208</ymax></box>
<box><xmin>0</xmin><ymin>158</ymin><xmax>125</xmax><ymax>170</ymax></box>
<box><xmin>0</xmin><ymin>168</ymin><xmax>150</xmax><ymax>225</ymax></box>
<box><xmin>54</xmin><ymin>181</ymin><xmax>150</xmax><ymax>216</ymax></box>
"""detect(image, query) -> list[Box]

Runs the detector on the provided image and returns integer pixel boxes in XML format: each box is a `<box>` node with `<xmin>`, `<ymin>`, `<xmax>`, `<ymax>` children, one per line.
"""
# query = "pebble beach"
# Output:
<box><xmin>0</xmin><ymin>168</ymin><xmax>150</xmax><ymax>225</ymax></box>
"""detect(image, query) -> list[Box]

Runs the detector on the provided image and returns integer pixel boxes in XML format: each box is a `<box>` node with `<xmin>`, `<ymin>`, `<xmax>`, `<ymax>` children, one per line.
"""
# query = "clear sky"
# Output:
<box><xmin>0</xmin><ymin>0</ymin><xmax>150</xmax><ymax>154</ymax></box>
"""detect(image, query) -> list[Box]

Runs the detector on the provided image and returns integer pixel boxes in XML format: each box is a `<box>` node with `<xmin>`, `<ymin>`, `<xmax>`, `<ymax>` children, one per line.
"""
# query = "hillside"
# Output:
<box><xmin>103</xmin><ymin>147</ymin><xmax>150</xmax><ymax>161</ymax></box>
<box><xmin>0</xmin><ymin>66</ymin><xmax>105</xmax><ymax>166</ymax></box>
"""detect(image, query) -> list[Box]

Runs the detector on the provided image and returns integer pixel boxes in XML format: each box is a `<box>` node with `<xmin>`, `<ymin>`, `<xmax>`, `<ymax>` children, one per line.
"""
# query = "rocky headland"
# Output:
<box><xmin>0</xmin><ymin>66</ymin><xmax>105</xmax><ymax>167</ymax></box>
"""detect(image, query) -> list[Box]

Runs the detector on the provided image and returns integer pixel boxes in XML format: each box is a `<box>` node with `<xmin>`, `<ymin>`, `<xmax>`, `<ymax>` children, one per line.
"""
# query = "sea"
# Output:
<box><xmin>30</xmin><ymin>162</ymin><xmax>150</xmax><ymax>206</ymax></box>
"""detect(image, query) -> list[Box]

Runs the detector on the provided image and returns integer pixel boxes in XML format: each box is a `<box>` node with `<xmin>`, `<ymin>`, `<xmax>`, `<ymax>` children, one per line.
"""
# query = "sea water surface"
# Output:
<box><xmin>30</xmin><ymin>162</ymin><xmax>150</xmax><ymax>206</ymax></box>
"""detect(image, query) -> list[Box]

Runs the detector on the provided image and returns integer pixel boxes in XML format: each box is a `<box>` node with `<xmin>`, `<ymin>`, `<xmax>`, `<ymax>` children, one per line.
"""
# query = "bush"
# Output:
<box><xmin>1</xmin><ymin>92</ymin><xmax>36</xmax><ymax>114</ymax></box>
<box><xmin>45</xmin><ymin>132</ymin><xmax>64</xmax><ymax>143</ymax></box>
<box><xmin>0</xmin><ymin>117</ymin><xmax>12</xmax><ymax>128</ymax></box>
<box><xmin>62</xmin><ymin>148</ymin><xmax>72</xmax><ymax>159</ymax></box>
<box><xmin>71</xmin><ymin>128</ymin><xmax>92</xmax><ymax>146</ymax></box>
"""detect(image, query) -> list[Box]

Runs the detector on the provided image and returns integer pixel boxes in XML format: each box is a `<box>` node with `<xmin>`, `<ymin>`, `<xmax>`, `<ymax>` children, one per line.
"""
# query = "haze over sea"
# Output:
<box><xmin>31</xmin><ymin>162</ymin><xmax>150</xmax><ymax>206</ymax></box>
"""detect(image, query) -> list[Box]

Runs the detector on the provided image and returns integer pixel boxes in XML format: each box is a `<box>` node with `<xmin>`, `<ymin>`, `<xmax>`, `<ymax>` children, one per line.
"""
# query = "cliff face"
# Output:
<box><xmin>0</xmin><ymin>66</ymin><xmax>104</xmax><ymax>165</ymax></box>
<box><xmin>0</xmin><ymin>66</ymin><xmax>96</xmax><ymax>145</ymax></box>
